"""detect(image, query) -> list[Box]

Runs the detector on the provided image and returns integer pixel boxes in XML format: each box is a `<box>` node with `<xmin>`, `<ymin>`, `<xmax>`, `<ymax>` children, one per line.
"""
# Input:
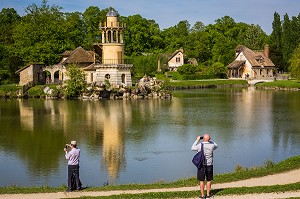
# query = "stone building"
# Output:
<box><xmin>16</xmin><ymin>64</ymin><xmax>45</xmax><ymax>86</ymax></box>
<box><xmin>16</xmin><ymin>10</ymin><xmax>132</xmax><ymax>87</ymax></box>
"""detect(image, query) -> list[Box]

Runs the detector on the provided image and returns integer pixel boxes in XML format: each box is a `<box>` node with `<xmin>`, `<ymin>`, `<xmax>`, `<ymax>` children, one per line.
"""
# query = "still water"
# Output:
<box><xmin>0</xmin><ymin>87</ymin><xmax>299</xmax><ymax>187</ymax></box>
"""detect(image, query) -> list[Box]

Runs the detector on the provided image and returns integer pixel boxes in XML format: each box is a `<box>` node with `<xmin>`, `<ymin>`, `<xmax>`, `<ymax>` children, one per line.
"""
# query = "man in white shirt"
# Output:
<box><xmin>191</xmin><ymin>134</ymin><xmax>218</xmax><ymax>199</ymax></box>
<box><xmin>64</xmin><ymin>140</ymin><xmax>81</xmax><ymax>192</ymax></box>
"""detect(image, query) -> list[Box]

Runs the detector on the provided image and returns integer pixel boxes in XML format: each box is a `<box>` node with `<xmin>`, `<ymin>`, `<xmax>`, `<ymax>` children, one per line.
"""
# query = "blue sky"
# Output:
<box><xmin>1</xmin><ymin>0</ymin><xmax>299</xmax><ymax>34</ymax></box>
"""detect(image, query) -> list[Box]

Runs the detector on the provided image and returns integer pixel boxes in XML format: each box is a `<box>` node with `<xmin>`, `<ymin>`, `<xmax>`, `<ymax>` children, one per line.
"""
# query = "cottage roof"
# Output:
<box><xmin>15</xmin><ymin>63</ymin><xmax>45</xmax><ymax>74</ymax></box>
<box><xmin>168</xmin><ymin>48</ymin><xmax>184</xmax><ymax>62</ymax></box>
<box><xmin>59</xmin><ymin>46</ymin><xmax>94</xmax><ymax>65</ymax></box>
<box><xmin>227</xmin><ymin>60</ymin><xmax>246</xmax><ymax>68</ymax></box>
<box><xmin>230</xmin><ymin>45</ymin><xmax>275</xmax><ymax>68</ymax></box>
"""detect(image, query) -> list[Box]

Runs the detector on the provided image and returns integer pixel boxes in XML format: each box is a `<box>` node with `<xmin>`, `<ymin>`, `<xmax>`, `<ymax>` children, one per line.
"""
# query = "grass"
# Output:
<box><xmin>166</xmin><ymin>79</ymin><xmax>248</xmax><ymax>88</ymax></box>
<box><xmin>256</xmin><ymin>79</ymin><xmax>300</xmax><ymax>88</ymax></box>
<box><xmin>0</xmin><ymin>84</ymin><xmax>21</xmax><ymax>97</ymax></box>
<box><xmin>1</xmin><ymin>155</ymin><xmax>300</xmax><ymax>195</ymax></box>
<box><xmin>68</xmin><ymin>183</ymin><xmax>300</xmax><ymax>198</ymax></box>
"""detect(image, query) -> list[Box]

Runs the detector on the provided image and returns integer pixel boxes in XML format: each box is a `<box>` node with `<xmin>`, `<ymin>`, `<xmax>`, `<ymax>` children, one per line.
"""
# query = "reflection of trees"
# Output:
<box><xmin>271</xmin><ymin>91</ymin><xmax>300</xmax><ymax>153</ymax></box>
<box><xmin>0</xmin><ymin>100</ymin><xmax>68</xmax><ymax>179</ymax></box>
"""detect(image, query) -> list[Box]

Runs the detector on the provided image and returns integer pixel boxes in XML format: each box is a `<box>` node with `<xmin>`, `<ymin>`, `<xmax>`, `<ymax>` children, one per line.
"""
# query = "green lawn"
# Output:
<box><xmin>256</xmin><ymin>79</ymin><xmax>300</xmax><ymax>88</ymax></box>
<box><xmin>1</xmin><ymin>155</ymin><xmax>300</xmax><ymax>194</ymax></box>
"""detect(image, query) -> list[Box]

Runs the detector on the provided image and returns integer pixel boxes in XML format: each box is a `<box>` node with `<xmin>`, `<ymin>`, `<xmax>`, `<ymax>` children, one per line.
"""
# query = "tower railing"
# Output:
<box><xmin>100</xmin><ymin>59</ymin><xmax>132</xmax><ymax>65</ymax></box>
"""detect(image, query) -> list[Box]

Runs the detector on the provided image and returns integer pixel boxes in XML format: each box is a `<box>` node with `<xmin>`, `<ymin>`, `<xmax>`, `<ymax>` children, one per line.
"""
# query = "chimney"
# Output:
<box><xmin>264</xmin><ymin>44</ymin><xmax>269</xmax><ymax>58</ymax></box>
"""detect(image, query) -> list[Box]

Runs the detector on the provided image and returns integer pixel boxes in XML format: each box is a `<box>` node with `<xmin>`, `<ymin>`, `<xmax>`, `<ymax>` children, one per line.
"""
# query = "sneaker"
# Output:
<box><xmin>206</xmin><ymin>195</ymin><xmax>213</xmax><ymax>199</ymax></box>
<box><xmin>65</xmin><ymin>188</ymin><xmax>72</xmax><ymax>192</ymax></box>
<box><xmin>199</xmin><ymin>197</ymin><xmax>205</xmax><ymax>199</ymax></box>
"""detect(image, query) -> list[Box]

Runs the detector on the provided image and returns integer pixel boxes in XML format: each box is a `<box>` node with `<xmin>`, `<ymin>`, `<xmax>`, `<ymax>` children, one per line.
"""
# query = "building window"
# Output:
<box><xmin>121</xmin><ymin>74</ymin><xmax>125</xmax><ymax>84</ymax></box>
<box><xmin>105</xmin><ymin>74</ymin><xmax>110</xmax><ymax>79</ymax></box>
<box><xmin>176</xmin><ymin>57</ymin><xmax>181</xmax><ymax>63</ymax></box>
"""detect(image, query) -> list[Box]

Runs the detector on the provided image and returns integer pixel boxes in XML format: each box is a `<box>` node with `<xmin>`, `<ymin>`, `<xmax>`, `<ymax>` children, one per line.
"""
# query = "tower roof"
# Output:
<box><xmin>106</xmin><ymin>10</ymin><xmax>117</xmax><ymax>17</ymax></box>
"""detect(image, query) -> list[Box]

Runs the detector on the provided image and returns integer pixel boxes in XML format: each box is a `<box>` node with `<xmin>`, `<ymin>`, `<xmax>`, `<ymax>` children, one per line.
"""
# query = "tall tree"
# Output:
<box><xmin>282</xmin><ymin>13</ymin><xmax>294</xmax><ymax>71</ymax></box>
<box><xmin>269</xmin><ymin>12</ymin><xmax>283</xmax><ymax>71</ymax></box>
<box><xmin>241</xmin><ymin>24</ymin><xmax>267</xmax><ymax>50</ymax></box>
<box><xmin>289</xmin><ymin>44</ymin><xmax>300</xmax><ymax>78</ymax></box>
<box><xmin>13</xmin><ymin>0</ymin><xmax>67</xmax><ymax>65</ymax></box>
<box><xmin>124</xmin><ymin>14</ymin><xmax>162</xmax><ymax>55</ymax></box>
<box><xmin>0</xmin><ymin>8</ymin><xmax>21</xmax><ymax>82</ymax></box>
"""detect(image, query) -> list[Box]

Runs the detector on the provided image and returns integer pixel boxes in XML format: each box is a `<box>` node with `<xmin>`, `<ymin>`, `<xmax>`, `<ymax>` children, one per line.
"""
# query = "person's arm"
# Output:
<box><xmin>191</xmin><ymin>136</ymin><xmax>203</xmax><ymax>151</ymax></box>
<box><xmin>64</xmin><ymin>144</ymin><xmax>71</xmax><ymax>159</ymax></box>
<box><xmin>209</xmin><ymin>141</ymin><xmax>218</xmax><ymax>150</ymax></box>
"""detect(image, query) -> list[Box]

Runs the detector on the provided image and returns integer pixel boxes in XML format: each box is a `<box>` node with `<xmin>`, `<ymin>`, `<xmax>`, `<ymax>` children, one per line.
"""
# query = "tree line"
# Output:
<box><xmin>1</xmin><ymin>0</ymin><xmax>300</xmax><ymax>84</ymax></box>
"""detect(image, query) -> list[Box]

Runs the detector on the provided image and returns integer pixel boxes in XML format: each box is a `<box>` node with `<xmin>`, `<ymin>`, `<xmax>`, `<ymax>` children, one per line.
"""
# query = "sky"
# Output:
<box><xmin>1</xmin><ymin>0</ymin><xmax>300</xmax><ymax>35</ymax></box>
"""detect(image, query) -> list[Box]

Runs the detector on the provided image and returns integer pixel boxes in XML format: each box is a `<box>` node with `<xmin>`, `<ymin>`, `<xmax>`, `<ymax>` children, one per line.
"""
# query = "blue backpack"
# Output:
<box><xmin>192</xmin><ymin>143</ymin><xmax>205</xmax><ymax>168</ymax></box>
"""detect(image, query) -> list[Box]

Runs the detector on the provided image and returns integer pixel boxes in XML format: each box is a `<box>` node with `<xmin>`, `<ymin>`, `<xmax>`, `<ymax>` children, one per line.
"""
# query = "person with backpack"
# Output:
<box><xmin>191</xmin><ymin>134</ymin><xmax>218</xmax><ymax>199</ymax></box>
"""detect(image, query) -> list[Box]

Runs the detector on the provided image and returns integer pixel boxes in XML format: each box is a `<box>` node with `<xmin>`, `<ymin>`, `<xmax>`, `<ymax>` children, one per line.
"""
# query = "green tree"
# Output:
<box><xmin>13</xmin><ymin>0</ymin><xmax>67</xmax><ymax>65</ymax></box>
<box><xmin>82</xmin><ymin>6</ymin><xmax>108</xmax><ymax>49</ymax></box>
<box><xmin>131</xmin><ymin>54</ymin><xmax>159</xmax><ymax>76</ymax></box>
<box><xmin>282</xmin><ymin>13</ymin><xmax>295</xmax><ymax>71</ymax></box>
<box><xmin>64</xmin><ymin>12</ymin><xmax>85</xmax><ymax>49</ymax></box>
<box><xmin>209</xmin><ymin>62</ymin><xmax>227</xmax><ymax>78</ymax></box>
<box><xmin>161</xmin><ymin>20</ymin><xmax>190</xmax><ymax>53</ymax></box>
<box><xmin>269</xmin><ymin>12</ymin><xmax>283</xmax><ymax>71</ymax></box>
<box><xmin>289</xmin><ymin>44</ymin><xmax>300</xmax><ymax>78</ymax></box>
<box><xmin>65</xmin><ymin>64</ymin><xmax>87</xmax><ymax>97</ymax></box>
<box><xmin>177</xmin><ymin>64</ymin><xmax>197</xmax><ymax>75</ymax></box>
<box><xmin>241</xmin><ymin>24</ymin><xmax>267</xmax><ymax>50</ymax></box>
<box><xmin>124</xmin><ymin>14</ymin><xmax>162</xmax><ymax>55</ymax></box>
<box><xmin>0</xmin><ymin>8</ymin><xmax>21</xmax><ymax>83</ymax></box>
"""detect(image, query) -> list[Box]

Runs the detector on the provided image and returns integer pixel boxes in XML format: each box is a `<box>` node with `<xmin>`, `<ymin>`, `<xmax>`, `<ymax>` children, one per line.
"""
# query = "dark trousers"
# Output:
<box><xmin>68</xmin><ymin>165</ymin><xmax>81</xmax><ymax>190</ymax></box>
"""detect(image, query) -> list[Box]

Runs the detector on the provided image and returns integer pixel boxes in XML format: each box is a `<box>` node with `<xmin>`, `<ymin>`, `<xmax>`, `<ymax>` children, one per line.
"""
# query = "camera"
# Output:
<box><xmin>65</xmin><ymin>145</ymin><xmax>68</xmax><ymax>149</ymax></box>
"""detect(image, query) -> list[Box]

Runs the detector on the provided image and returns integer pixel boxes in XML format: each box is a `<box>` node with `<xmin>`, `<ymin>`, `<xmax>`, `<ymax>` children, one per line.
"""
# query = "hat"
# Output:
<box><xmin>71</xmin><ymin>141</ymin><xmax>77</xmax><ymax>145</ymax></box>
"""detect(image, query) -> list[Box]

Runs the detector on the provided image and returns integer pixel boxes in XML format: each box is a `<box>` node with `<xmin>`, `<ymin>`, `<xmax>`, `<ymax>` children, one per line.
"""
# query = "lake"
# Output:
<box><xmin>0</xmin><ymin>87</ymin><xmax>299</xmax><ymax>187</ymax></box>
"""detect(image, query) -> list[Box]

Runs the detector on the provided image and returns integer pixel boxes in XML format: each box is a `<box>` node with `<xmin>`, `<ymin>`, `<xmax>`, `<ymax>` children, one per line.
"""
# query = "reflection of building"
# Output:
<box><xmin>227</xmin><ymin>45</ymin><xmax>276</xmax><ymax>79</ymax></box>
<box><xmin>16</xmin><ymin>10</ymin><xmax>132</xmax><ymax>87</ymax></box>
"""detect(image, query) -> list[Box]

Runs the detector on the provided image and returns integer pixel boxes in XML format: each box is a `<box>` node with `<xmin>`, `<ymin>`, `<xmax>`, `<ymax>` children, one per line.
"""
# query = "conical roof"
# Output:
<box><xmin>106</xmin><ymin>10</ymin><xmax>117</xmax><ymax>17</ymax></box>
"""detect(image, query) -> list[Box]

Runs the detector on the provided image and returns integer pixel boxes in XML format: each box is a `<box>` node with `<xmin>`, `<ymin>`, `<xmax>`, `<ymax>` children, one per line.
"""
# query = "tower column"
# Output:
<box><xmin>102</xmin><ymin>31</ymin><xmax>105</xmax><ymax>43</ymax></box>
<box><xmin>120</xmin><ymin>30</ymin><xmax>124</xmax><ymax>43</ymax></box>
<box><xmin>116</xmin><ymin>30</ymin><xmax>119</xmax><ymax>43</ymax></box>
<box><xmin>111</xmin><ymin>30</ymin><xmax>113</xmax><ymax>43</ymax></box>
<box><xmin>106</xmin><ymin>30</ymin><xmax>108</xmax><ymax>43</ymax></box>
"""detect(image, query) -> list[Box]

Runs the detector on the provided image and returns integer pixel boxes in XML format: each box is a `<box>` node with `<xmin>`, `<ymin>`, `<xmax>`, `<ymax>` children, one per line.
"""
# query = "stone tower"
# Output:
<box><xmin>94</xmin><ymin>10</ymin><xmax>132</xmax><ymax>86</ymax></box>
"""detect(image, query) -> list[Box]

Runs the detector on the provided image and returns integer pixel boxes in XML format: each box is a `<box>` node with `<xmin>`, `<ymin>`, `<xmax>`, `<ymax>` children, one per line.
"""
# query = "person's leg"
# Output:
<box><xmin>200</xmin><ymin>181</ymin><xmax>205</xmax><ymax>197</ymax></box>
<box><xmin>206</xmin><ymin>181</ymin><xmax>212</xmax><ymax>197</ymax></box>
<box><xmin>73</xmin><ymin>165</ymin><xmax>81</xmax><ymax>190</ymax></box>
<box><xmin>67</xmin><ymin>165</ymin><xmax>73</xmax><ymax>191</ymax></box>
<box><xmin>197</xmin><ymin>166</ymin><xmax>206</xmax><ymax>198</ymax></box>
<box><xmin>205</xmin><ymin>165</ymin><xmax>214</xmax><ymax>198</ymax></box>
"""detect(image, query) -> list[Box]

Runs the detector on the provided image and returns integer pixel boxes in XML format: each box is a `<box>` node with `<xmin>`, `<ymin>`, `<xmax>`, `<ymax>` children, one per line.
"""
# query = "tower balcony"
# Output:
<box><xmin>94</xmin><ymin>59</ymin><xmax>133</xmax><ymax>69</ymax></box>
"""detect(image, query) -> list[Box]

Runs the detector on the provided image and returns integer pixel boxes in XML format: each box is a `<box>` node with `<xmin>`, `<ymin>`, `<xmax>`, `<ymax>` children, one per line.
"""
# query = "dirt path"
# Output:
<box><xmin>1</xmin><ymin>168</ymin><xmax>300</xmax><ymax>199</ymax></box>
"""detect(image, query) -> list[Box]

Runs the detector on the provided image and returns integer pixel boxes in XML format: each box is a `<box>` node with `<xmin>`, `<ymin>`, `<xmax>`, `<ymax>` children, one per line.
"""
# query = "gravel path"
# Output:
<box><xmin>1</xmin><ymin>168</ymin><xmax>300</xmax><ymax>199</ymax></box>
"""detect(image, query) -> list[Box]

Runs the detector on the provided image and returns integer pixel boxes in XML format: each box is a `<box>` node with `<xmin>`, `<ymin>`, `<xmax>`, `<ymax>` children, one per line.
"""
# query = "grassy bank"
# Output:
<box><xmin>0</xmin><ymin>84</ymin><xmax>21</xmax><ymax>97</ymax></box>
<box><xmin>75</xmin><ymin>183</ymin><xmax>300</xmax><ymax>198</ymax></box>
<box><xmin>1</xmin><ymin>155</ymin><xmax>300</xmax><ymax>194</ymax></box>
<box><xmin>256</xmin><ymin>79</ymin><xmax>300</xmax><ymax>89</ymax></box>
<box><xmin>166</xmin><ymin>79</ymin><xmax>248</xmax><ymax>89</ymax></box>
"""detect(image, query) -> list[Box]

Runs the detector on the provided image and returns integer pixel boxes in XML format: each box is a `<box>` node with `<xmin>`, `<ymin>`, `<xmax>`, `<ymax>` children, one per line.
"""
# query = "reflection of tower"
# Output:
<box><xmin>101</xmin><ymin>101</ymin><xmax>130</xmax><ymax>182</ymax></box>
<box><xmin>94</xmin><ymin>10</ymin><xmax>132</xmax><ymax>86</ymax></box>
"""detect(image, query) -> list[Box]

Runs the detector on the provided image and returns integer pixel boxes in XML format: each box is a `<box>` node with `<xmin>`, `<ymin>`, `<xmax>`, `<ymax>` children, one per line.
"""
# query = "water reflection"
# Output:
<box><xmin>0</xmin><ymin>88</ymin><xmax>299</xmax><ymax>187</ymax></box>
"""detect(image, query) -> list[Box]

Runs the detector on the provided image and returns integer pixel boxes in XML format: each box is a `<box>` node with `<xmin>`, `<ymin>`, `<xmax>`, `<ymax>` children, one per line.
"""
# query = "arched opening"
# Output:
<box><xmin>54</xmin><ymin>71</ymin><xmax>60</xmax><ymax>84</ymax></box>
<box><xmin>44</xmin><ymin>70</ymin><xmax>51</xmax><ymax>84</ymax></box>
<box><xmin>121</xmin><ymin>74</ymin><xmax>125</xmax><ymax>84</ymax></box>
